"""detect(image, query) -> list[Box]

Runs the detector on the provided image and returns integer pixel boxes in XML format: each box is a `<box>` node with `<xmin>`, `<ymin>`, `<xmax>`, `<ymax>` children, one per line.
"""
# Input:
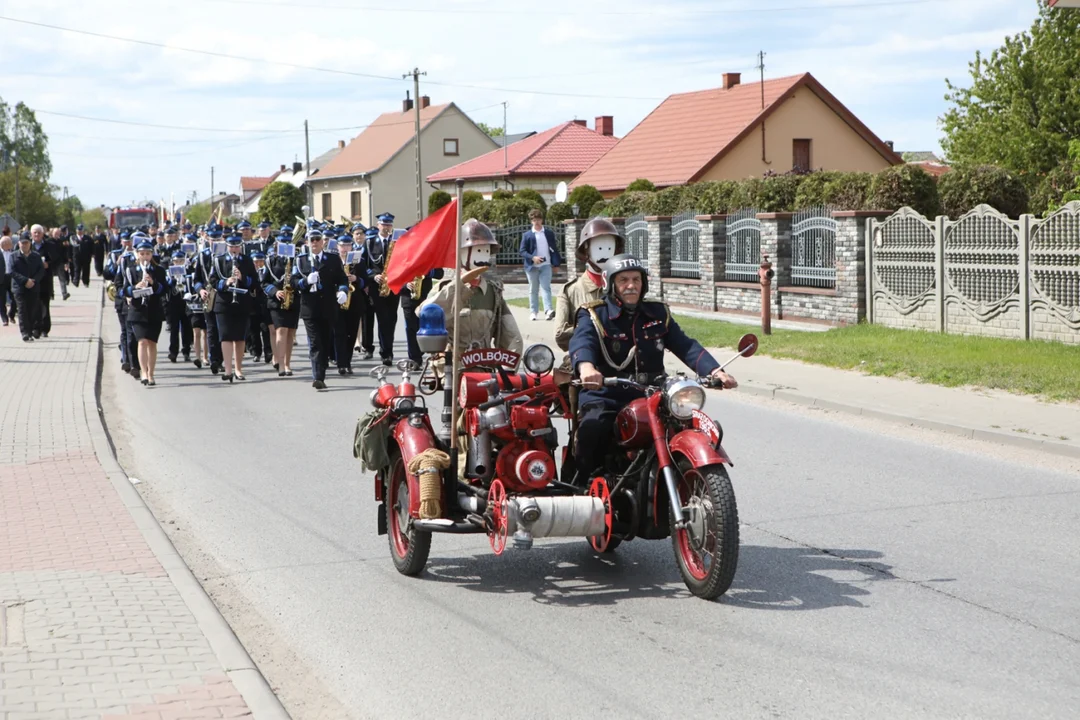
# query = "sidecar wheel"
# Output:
<box><xmin>670</xmin><ymin>463</ymin><xmax>739</xmax><ymax>600</ymax></box>
<box><xmin>386</xmin><ymin>451</ymin><xmax>432</xmax><ymax>576</ymax></box>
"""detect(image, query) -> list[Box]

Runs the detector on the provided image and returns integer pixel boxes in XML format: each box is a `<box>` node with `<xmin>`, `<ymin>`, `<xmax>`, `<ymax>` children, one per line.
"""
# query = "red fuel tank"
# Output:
<box><xmin>615</xmin><ymin>398</ymin><xmax>653</xmax><ymax>449</ymax></box>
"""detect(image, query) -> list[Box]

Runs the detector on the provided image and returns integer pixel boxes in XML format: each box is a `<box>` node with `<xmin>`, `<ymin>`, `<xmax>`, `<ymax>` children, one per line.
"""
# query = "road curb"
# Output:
<box><xmin>83</xmin><ymin>280</ymin><xmax>292</xmax><ymax>720</ymax></box>
<box><xmin>737</xmin><ymin>382</ymin><xmax>1080</xmax><ymax>460</ymax></box>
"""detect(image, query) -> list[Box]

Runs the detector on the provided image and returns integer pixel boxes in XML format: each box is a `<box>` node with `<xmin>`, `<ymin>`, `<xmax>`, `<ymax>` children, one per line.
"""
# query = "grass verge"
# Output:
<box><xmin>508</xmin><ymin>297</ymin><xmax>1080</xmax><ymax>402</ymax></box>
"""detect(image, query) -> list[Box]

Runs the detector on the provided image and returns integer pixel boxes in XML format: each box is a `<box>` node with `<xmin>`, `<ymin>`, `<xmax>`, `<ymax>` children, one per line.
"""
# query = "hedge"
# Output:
<box><xmin>869</xmin><ymin>165</ymin><xmax>941</xmax><ymax>218</ymax></box>
<box><xmin>567</xmin><ymin>185</ymin><xmax>603</xmax><ymax>218</ymax></box>
<box><xmin>938</xmin><ymin>165</ymin><xmax>1029</xmax><ymax>219</ymax></box>
<box><xmin>428</xmin><ymin>190</ymin><xmax>452</xmax><ymax>214</ymax></box>
<box><xmin>626</xmin><ymin>178</ymin><xmax>656</xmax><ymax>192</ymax></box>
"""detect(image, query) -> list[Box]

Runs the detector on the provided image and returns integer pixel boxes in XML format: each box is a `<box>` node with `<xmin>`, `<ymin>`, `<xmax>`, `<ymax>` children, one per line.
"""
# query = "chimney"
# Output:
<box><xmin>722</xmin><ymin>72</ymin><xmax>741</xmax><ymax>89</ymax></box>
<box><xmin>293</xmin><ymin>161</ymin><xmax>303</xmax><ymax>173</ymax></box>
<box><xmin>594</xmin><ymin>116</ymin><xmax>614</xmax><ymax>137</ymax></box>
<box><xmin>338</xmin><ymin>139</ymin><xmax>346</xmax><ymax>149</ymax></box>
<box><xmin>280</xmin><ymin>164</ymin><xmax>286</xmax><ymax>172</ymax></box>
<box><xmin>885</xmin><ymin>140</ymin><xmax>895</xmax><ymax>150</ymax></box>
<box><xmin>572</xmin><ymin>119</ymin><xmax>587</xmax><ymax>127</ymax></box>
<box><xmin>420</xmin><ymin>95</ymin><xmax>430</xmax><ymax>109</ymax></box>
<box><xmin>403</xmin><ymin>90</ymin><xmax>413</xmax><ymax>113</ymax></box>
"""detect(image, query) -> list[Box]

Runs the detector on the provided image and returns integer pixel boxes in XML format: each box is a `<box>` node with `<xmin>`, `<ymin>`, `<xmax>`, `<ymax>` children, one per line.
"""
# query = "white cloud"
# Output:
<box><xmin>0</xmin><ymin>0</ymin><xmax>1044</xmax><ymax>206</ymax></box>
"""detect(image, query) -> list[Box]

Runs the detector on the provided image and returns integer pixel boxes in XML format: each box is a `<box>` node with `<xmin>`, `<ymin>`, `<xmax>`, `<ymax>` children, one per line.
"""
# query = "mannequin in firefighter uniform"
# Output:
<box><xmin>359</xmin><ymin>214</ymin><xmax>404</xmax><ymax>365</ymax></box>
<box><xmin>420</xmin><ymin>219</ymin><xmax>523</xmax><ymax>361</ymax></box>
<box><xmin>554</xmin><ymin>218</ymin><xmax>626</xmax><ymax>352</ymax></box>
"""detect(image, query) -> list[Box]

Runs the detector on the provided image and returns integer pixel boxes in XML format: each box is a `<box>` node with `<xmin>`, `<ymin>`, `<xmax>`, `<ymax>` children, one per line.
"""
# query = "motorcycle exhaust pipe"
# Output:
<box><xmin>506</xmin><ymin>496</ymin><xmax>606</xmax><ymax>550</ymax></box>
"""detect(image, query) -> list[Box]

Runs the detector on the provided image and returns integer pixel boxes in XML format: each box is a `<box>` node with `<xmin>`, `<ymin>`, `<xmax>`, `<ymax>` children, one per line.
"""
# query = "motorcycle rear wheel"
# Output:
<box><xmin>670</xmin><ymin>462</ymin><xmax>739</xmax><ymax>600</ymax></box>
<box><xmin>386</xmin><ymin>450</ymin><xmax>432</xmax><ymax>576</ymax></box>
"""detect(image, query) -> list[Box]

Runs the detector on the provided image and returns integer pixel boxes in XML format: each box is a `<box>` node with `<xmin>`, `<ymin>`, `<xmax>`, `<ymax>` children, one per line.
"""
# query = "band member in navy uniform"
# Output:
<box><xmin>290</xmin><ymin>228</ymin><xmax>348</xmax><ymax>390</ymax></box>
<box><xmin>211</xmin><ymin>234</ymin><xmax>258</xmax><ymax>383</ymax></box>
<box><xmin>165</xmin><ymin>250</ymin><xmax>193</xmax><ymax>363</ymax></box>
<box><xmin>359</xmin><ymin>213</ymin><xmax>403</xmax><ymax>366</ymax></box>
<box><xmin>122</xmin><ymin>239</ymin><xmax>168</xmax><ymax>386</ymax></box>
<box><xmin>265</xmin><ymin>233</ymin><xmax>300</xmax><ymax>377</ymax></box>
<box><xmin>194</xmin><ymin>229</ymin><xmax>225</xmax><ymax>374</ymax></box>
<box><xmin>104</xmin><ymin>231</ymin><xmax>136</xmax><ymax>373</ymax></box>
<box><xmin>183</xmin><ymin>247</ymin><xmax>209</xmax><ymax>369</ymax></box>
<box><xmin>248</xmin><ymin>250</ymin><xmax>273</xmax><ymax>363</ymax></box>
<box><xmin>254</xmin><ymin>221</ymin><xmax>274</xmax><ymax>254</ymax></box>
<box><xmin>121</xmin><ymin>233</ymin><xmax>146</xmax><ymax>378</ymax></box>
<box><xmin>333</xmin><ymin>236</ymin><xmax>362</xmax><ymax>375</ymax></box>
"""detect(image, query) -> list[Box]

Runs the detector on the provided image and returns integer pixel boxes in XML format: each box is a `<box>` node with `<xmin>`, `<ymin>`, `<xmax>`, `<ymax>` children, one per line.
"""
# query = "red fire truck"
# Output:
<box><xmin>107</xmin><ymin>206</ymin><xmax>159</xmax><ymax>232</ymax></box>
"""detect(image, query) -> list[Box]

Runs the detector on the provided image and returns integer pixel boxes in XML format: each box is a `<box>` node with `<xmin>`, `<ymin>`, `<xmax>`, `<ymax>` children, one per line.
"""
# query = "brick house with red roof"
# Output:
<box><xmin>428</xmin><ymin>117</ymin><xmax>619</xmax><ymax>203</ymax></box>
<box><xmin>573</xmin><ymin>72</ymin><xmax>902</xmax><ymax>196</ymax></box>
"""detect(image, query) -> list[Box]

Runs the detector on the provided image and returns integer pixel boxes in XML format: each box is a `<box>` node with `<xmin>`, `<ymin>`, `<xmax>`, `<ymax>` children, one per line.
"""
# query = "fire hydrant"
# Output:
<box><xmin>759</xmin><ymin>255</ymin><xmax>774</xmax><ymax>336</ymax></box>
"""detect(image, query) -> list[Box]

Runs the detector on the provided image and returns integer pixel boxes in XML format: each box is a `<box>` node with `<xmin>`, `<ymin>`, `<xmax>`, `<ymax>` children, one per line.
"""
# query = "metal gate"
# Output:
<box><xmin>791</xmin><ymin>205</ymin><xmax>837</xmax><ymax>288</ymax></box>
<box><xmin>724</xmin><ymin>208</ymin><xmax>761</xmax><ymax>282</ymax></box>
<box><xmin>670</xmin><ymin>210</ymin><xmax>700</xmax><ymax>279</ymax></box>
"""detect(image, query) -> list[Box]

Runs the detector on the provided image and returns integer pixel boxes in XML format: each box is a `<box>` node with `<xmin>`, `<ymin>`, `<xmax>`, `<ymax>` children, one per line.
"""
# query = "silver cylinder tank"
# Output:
<box><xmin>506</xmin><ymin>496</ymin><xmax>606</xmax><ymax>538</ymax></box>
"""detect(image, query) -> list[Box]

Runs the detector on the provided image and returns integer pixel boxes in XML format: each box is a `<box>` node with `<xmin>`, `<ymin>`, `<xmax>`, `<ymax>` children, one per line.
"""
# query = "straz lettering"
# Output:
<box><xmin>692</xmin><ymin>409</ymin><xmax>720</xmax><ymax>446</ymax></box>
<box><xmin>460</xmin><ymin>348</ymin><xmax>521</xmax><ymax>369</ymax></box>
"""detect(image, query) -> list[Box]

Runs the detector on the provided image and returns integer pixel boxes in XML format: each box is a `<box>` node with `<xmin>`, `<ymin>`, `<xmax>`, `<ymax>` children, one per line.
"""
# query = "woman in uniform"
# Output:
<box><xmin>265</xmin><ymin>232</ymin><xmax>300</xmax><ymax>377</ymax></box>
<box><xmin>211</xmin><ymin>234</ymin><xmax>258</xmax><ymax>382</ymax></box>
<box><xmin>123</xmin><ymin>239</ymin><xmax>168</xmax><ymax>386</ymax></box>
<box><xmin>185</xmin><ymin>251</ymin><xmax>209</xmax><ymax>369</ymax></box>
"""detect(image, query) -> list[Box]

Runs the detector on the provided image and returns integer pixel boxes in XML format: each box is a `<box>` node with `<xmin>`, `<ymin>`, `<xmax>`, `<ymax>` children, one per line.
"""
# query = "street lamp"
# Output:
<box><xmin>571</xmin><ymin>204</ymin><xmax>579</xmax><ymax>217</ymax></box>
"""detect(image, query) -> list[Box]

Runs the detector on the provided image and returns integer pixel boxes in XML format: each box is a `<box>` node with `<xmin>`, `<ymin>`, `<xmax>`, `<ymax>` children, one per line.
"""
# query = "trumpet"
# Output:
<box><xmin>230</xmin><ymin>263</ymin><xmax>241</xmax><ymax>304</ymax></box>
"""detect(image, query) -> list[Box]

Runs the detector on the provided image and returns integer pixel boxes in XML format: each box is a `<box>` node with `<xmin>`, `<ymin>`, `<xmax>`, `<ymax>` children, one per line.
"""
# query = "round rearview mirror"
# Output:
<box><xmin>523</xmin><ymin>344</ymin><xmax>555</xmax><ymax>375</ymax></box>
<box><xmin>738</xmin><ymin>333</ymin><xmax>758</xmax><ymax>358</ymax></box>
<box><xmin>554</xmin><ymin>181</ymin><xmax>568</xmax><ymax>204</ymax></box>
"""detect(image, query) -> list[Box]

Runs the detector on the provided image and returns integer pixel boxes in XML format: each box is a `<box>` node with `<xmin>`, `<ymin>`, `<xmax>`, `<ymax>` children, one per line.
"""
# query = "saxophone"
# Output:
<box><xmin>281</xmin><ymin>257</ymin><xmax>295</xmax><ymax>310</ymax></box>
<box><xmin>343</xmin><ymin>261</ymin><xmax>354</xmax><ymax>310</ymax></box>
<box><xmin>378</xmin><ymin>239</ymin><xmax>395</xmax><ymax>296</ymax></box>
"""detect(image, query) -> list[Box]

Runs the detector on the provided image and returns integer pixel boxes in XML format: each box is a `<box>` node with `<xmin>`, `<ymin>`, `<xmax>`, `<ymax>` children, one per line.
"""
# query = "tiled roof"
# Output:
<box><xmin>573</xmin><ymin>72</ymin><xmax>902</xmax><ymax>192</ymax></box>
<box><xmin>240</xmin><ymin>176</ymin><xmax>273</xmax><ymax>192</ymax></box>
<box><xmin>317</xmin><ymin>103</ymin><xmax>454</xmax><ymax>179</ymax></box>
<box><xmin>427</xmin><ymin>122</ymin><xmax>618</xmax><ymax>182</ymax></box>
<box><xmin>908</xmin><ymin>161</ymin><xmax>951</xmax><ymax>177</ymax></box>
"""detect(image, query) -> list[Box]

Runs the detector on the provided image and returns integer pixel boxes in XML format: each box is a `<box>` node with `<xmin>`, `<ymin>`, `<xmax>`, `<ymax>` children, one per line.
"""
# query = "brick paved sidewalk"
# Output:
<box><xmin>0</xmin><ymin>282</ymin><xmax>284</xmax><ymax>719</ymax></box>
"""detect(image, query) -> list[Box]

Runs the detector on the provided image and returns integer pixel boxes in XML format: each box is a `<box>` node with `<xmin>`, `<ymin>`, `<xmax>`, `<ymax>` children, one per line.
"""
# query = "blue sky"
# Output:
<box><xmin>0</xmin><ymin>0</ymin><xmax>1041</xmax><ymax>209</ymax></box>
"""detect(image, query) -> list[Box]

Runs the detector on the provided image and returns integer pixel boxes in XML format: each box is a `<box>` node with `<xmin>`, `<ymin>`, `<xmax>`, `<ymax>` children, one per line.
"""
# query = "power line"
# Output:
<box><xmin>0</xmin><ymin>14</ymin><xmax>662</xmax><ymax>101</ymax></box>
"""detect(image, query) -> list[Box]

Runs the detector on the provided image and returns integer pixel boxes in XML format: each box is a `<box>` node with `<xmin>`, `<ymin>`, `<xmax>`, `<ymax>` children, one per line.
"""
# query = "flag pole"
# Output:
<box><xmin>447</xmin><ymin>179</ymin><xmax>464</xmax><ymax>463</ymax></box>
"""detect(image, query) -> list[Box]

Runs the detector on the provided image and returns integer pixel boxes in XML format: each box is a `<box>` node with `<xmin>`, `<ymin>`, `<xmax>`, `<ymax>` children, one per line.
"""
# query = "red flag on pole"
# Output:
<box><xmin>385</xmin><ymin>199</ymin><xmax>459</xmax><ymax>294</ymax></box>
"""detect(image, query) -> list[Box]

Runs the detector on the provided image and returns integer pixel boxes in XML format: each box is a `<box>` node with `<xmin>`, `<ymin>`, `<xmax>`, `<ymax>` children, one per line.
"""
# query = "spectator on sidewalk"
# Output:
<box><xmin>31</xmin><ymin>225</ymin><xmax>57</xmax><ymax>337</ymax></box>
<box><xmin>1</xmin><ymin>229</ymin><xmax>14</xmax><ymax>327</ymax></box>
<box><xmin>519</xmin><ymin>208</ymin><xmax>560</xmax><ymax>321</ymax></box>
<box><xmin>10</xmin><ymin>233</ymin><xmax>44</xmax><ymax>341</ymax></box>
<box><xmin>51</xmin><ymin>227</ymin><xmax>72</xmax><ymax>300</ymax></box>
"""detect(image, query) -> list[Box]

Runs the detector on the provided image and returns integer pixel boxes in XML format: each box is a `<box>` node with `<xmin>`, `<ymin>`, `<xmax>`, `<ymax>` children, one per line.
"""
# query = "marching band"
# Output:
<box><xmin>103</xmin><ymin>210</ymin><xmax>420</xmax><ymax>391</ymax></box>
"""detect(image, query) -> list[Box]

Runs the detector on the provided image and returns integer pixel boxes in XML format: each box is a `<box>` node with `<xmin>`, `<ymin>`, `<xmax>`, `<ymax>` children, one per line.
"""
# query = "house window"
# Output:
<box><xmin>443</xmin><ymin>138</ymin><xmax>459</xmax><ymax>156</ymax></box>
<box><xmin>350</xmin><ymin>191</ymin><xmax>362</xmax><ymax>219</ymax></box>
<box><xmin>321</xmin><ymin>193</ymin><xmax>332</xmax><ymax>220</ymax></box>
<box><xmin>793</xmin><ymin>139</ymin><xmax>812</xmax><ymax>172</ymax></box>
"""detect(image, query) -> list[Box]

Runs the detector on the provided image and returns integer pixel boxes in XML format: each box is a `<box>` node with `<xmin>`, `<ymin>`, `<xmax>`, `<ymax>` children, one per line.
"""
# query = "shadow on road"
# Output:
<box><xmin>423</xmin><ymin>542</ymin><xmax>893</xmax><ymax>610</ymax></box>
<box><xmin>725</xmin><ymin>546</ymin><xmax>893</xmax><ymax>611</ymax></box>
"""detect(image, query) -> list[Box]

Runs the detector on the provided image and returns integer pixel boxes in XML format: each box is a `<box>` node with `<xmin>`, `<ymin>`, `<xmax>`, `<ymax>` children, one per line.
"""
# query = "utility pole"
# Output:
<box><xmin>210</xmin><ymin>166</ymin><xmax>215</xmax><ymax>218</ymax></box>
<box><xmin>403</xmin><ymin>67</ymin><xmax>427</xmax><ymax>222</ymax></box>
<box><xmin>757</xmin><ymin>50</ymin><xmax>769</xmax><ymax>164</ymax></box>
<box><xmin>13</xmin><ymin>111</ymin><xmax>20</xmax><ymax>226</ymax></box>
<box><xmin>503</xmin><ymin>102</ymin><xmax>509</xmax><ymax>170</ymax></box>
<box><xmin>304</xmin><ymin>119</ymin><xmax>312</xmax><ymax>212</ymax></box>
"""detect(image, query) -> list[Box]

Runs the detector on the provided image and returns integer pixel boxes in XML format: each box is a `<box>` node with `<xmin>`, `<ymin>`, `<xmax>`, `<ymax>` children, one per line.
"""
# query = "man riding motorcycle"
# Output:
<box><xmin>568</xmin><ymin>254</ymin><xmax>738</xmax><ymax>481</ymax></box>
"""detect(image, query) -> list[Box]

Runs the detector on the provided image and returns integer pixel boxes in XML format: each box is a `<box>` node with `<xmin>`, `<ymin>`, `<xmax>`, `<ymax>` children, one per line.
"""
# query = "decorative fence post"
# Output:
<box><xmin>563</xmin><ymin>218</ymin><xmax>586</xmax><ymax>283</ymax></box>
<box><xmin>1019</xmin><ymin>214</ymin><xmax>1031</xmax><ymax>340</ymax></box>
<box><xmin>935</xmin><ymin>214</ymin><xmax>946</xmax><ymax>333</ymax></box>
<box><xmin>865</xmin><ymin>216</ymin><xmax>875</xmax><ymax>325</ymax></box>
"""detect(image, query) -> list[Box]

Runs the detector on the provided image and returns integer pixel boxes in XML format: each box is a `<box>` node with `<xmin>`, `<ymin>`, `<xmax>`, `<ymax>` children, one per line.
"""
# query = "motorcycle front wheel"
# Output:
<box><xmin>386</xmin><ymin>450</ymin><xmax>432</xmax><ymax>576</ymax></box>
<box><xmin>670</xmin><ymin>462</ymin><xmax>739</xmax><ymax>600</ymax></box>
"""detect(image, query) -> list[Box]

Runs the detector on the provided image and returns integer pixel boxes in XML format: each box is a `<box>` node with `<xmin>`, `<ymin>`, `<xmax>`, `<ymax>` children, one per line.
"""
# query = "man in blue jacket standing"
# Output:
<box><xmin>519</xmin><ymin>208</ymin><xmax>560</xmax><ymax>321</ymax></box>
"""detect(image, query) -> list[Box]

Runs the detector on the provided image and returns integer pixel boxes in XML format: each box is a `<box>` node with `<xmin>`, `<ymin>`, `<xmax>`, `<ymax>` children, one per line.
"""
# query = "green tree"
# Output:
<box><xmin>0</xmin><ymin>100</ymin><xmax>52</xmax><ymax>179</ymax></box>
<box><xmin>940</xmin><ymin>6</ymin><xmax>1080</xmax><ymax>187</ymax></box>
<box><xmin>59</xmin><ymin>195</ymin><xmax>84</xmax><ymax>229</ymax></box>
<box><xmin>0</xmin><ymin>166</ymin><xmax>60</xmax><ymax>226</ymax></box>
<box><xmin>476</xmin><ymin>122</ymin><xmax>505</xmax><ymax>138</ymax></box>
<box><xmin>258</xmin><ymin>181</ymin><xmax>305</xmax><ymax>229</ymax></box>
<box><xmin>567</xmin><ymin>184</ymin><xmax>603</xmax><ymax>218</ymax></box>
<box><xmin>428</xmin><ymin>189</ymin><xmax>452</xmax><ymax>214</ymax></box>
<box><xmin>80</xmin><ymin>207</ymin><xmax>108</xmax><ymax>230</ymax></box>
<box><xmin>184</xmin><ymin>202</ymin><xmax>212</xmax><ymax>226</ymax></box>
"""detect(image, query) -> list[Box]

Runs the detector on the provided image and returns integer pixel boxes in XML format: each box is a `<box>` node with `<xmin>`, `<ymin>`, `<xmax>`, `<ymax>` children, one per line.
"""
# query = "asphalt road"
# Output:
<box><xmin>99</xmin><ymin>308</ymin><xmax>1080</xmax><ymax>720</ymax></box>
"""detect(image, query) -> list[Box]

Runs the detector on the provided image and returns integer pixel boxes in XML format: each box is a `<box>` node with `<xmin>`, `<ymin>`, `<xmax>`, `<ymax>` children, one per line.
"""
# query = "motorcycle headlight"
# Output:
<box><xmin>523</xmin><ymin>344</ymin><xmax>555</xmax><ymax>375</ymax></box>
<box><xmin>665</xmin><ymin>378</ymin><xmax>706</xmax><ymax>420</ymax></box>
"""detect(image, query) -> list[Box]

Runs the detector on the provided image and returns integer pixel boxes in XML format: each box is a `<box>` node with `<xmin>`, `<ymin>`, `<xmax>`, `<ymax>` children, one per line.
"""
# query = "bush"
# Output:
<box><xmin>547</xmin><ymin>201</ymin><xmax>575</xmax><ymax>225</ymax></box>
<box><xmin>463</xmin><ymin>199</ymin><xmax>495</xmax><ymax>225</ymax></box>
<box><xmin>743</xmin><ymin>172</ymin><xmax>805</xmax><ymax>213</ymax></box>
<box><xmin>699</xmin><ymin>181</ymin><xmax>749</xmax><ymax>214</ymax></box>
<box><xmin>645</xmin><ymin>186</ymin><xmax>683</xmax><ymax>215</ymax></box>
<box><xmin>428</xmin><ymin>190</ymin><xmax>452</xmax><ymax>215</ymax></box>
<box><xmin>567</xmin><ymin>184</ymin><xmax>604</xmax><ymax>217</ymax></box>
<box><xmin>462</xmin><ymin>190</ymin><xmax>484</xmax><ymax>206</ymax></box>
<box><xmin>257</xmin><ymin>181</ymin><xmax>305</xmax><ymax>229</ymax></box>
<box><xmin>588</xmin><ymin>200</ymin><xmax>609</xmax><ymax>217</ymax></box>
<box><xmin>938</xmin><ymin>165</ymin><xmax>1029</xmax><ymax>218</ymax></box>
<box><xmin>490</xmin><ymin>197</ymin><xmax>538</xmax><ymax>226</ymax></box>
<box><xmin>822</xmin><ymin>172</ymin><xmax>873</xmax><ymax>211</ymax></box>
<box><xmin>676</xmin><ymin>182</ymin><xmax>711</xmax><ymax>213</ymax></box>
<box><xmin>626</xmin><ymin>178</ymin><xmax>656</xmax><ymax>192</ymax></box>
<box><xmin>868</xmin><ymin>165</ymin><xmax>941</xmax><ymax>216</ymax></box>
<box><xmin>491</xmin><ymin>188</ymin><xmax>514</xmax><ymax>201</ymax></box>
<box><xmin>793</xmin><ymin>171</ymin><xmax>844</xmax><ymax>209</ymax></box>
<box><xmin>514</xmin><ymin>188</ymin><xmax>546</xmax><ymax>214</ymax></box>
<box><xmin>604</xmin><ymin>191</ymin><xmax>654</xmax><ymax>218</ymax></box>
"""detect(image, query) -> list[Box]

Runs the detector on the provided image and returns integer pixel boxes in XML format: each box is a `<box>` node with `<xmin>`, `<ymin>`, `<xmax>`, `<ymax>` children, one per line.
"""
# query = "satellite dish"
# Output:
<box><xmin>555</xmin><ymin>182</ymin><xmax>568</xmax><ymax>204</ymax></box>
